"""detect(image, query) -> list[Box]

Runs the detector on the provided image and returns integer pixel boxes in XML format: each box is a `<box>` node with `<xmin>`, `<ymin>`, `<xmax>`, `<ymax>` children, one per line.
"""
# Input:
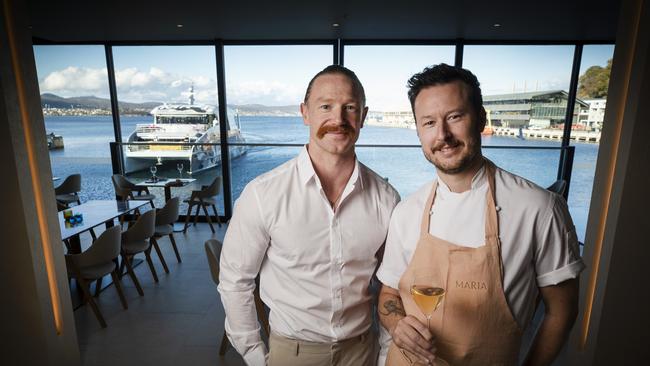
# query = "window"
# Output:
<box><xmin>34</xmin><ymin>45</ymin><xmax>114</xmax><ymax>202</ymax></box>
<box><xmin>224</xmin><ymin>45</ymin><xmax>332</xmax><ymax>203</ymax></box>
<box><xmin>569</xmin><ymin>44</ymin><xmax>615</xmax><ymax>240</ymax></box>
<box><xmin>112</xmin><ymin>45</ymin><xmax>224</xmax><ymax>213</ymax></box>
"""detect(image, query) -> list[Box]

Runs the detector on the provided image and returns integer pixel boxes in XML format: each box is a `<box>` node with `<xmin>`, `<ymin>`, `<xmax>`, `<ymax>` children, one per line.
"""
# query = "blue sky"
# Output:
<box><xmin>33</xmin><ymin>44</ymin><xmax>614</xmax><ymax>111</ymax></box>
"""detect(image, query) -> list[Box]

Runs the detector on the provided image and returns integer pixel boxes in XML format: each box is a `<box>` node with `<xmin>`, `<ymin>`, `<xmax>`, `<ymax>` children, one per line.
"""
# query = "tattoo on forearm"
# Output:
<box><xmin>380</xmin><ymin>299</ymin><xmax>406</xmax><ymax>316</ymax></box>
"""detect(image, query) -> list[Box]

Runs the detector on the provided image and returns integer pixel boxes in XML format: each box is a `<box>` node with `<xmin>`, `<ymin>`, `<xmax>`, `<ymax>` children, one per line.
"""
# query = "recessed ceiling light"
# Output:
<box><xmin>177</xmin><ymin>24</ymin><xmax>184</xmax><ymax>28</ymax></box>
<box><xmin>332</xmin><ymin>23</ymin><xmax>340</xmax><ymax>28</ymax></box>
<box><xmin>493</xmin><ymin>23</ymin><xmax>501</xmax><ymax>28</ymax></box>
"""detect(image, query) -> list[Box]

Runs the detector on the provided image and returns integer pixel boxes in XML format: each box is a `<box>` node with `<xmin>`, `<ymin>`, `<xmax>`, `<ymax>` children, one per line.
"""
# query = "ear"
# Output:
<box><xmin>477</xmin><ymin>107</ymin><xmax>487</xmax><ymax>132</ymax></box>
<box><xmin>360</xmin><ymin>106</ymin><xmax>368</xmax><ymax>129</ymax></box>
<box><xmin>300</xmin><ymin>102</ymin><xmax>309</xmax><ymax>126</ymax></box>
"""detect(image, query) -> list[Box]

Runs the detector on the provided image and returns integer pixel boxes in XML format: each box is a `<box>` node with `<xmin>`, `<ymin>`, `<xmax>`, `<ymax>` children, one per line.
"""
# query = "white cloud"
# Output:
<box><xmin>40</xmin><ymin>66</ymin><xmax>304</xmax><ymax>106</ymax></box>
<box><xmin>41</xmin><ymin>66</ymin><xmax>108</xmax><ymax>96</ymax></box>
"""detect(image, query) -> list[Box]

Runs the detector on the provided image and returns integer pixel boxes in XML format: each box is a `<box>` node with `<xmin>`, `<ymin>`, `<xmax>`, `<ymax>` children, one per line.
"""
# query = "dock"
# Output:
<box><xmin>494</xmin><ymin>128</ymin><xmax>601</xmax><ymax>143</ymax></box>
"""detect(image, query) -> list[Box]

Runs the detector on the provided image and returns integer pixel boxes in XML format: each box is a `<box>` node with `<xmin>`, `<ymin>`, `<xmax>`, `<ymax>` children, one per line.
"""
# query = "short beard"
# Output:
<box><xmin>425</xmin><ymin>133</ymin><xmax>482</xmax><ymax>175</ymax></box>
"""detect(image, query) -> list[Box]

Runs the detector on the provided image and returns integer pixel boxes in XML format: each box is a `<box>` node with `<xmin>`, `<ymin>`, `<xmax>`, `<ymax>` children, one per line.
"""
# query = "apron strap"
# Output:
<box><xmin>484</xmin><ymin>159</ymin><xmax>505</xmax><ymax>281</ymax></box>
<box><xmin>420</xmin><ymin>180</ymin><xmax>438</xmax><ymax>235</ymax></box>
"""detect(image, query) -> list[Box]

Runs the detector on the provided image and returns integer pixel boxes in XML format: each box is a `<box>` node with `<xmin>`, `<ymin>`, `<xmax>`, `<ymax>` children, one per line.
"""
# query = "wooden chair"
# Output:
<box><xmin>55</xmin><ymin>173</ymin><xmax>81</xmax><ymax>208</ymax></box>
<box><xmin>183</xmin><ymin>177</ymin><xmax>222</xmax><ymax>233</ymax></box>
<box><xmin>204</xmin><ymin>239</ymin><xmax>269</xmax><ymax>356</ymax></box>
<box><xmin>111</xmin><ymin>174</ymin><xmax>156</xmax><ymax>208</ymax></box>
<box><xmin>120</xmin><ymin>209</ymin><xmax>165</xmax><ymax>295</ymax></box>
<box><xmin>153</xmin><ymin>197</ymin><xmax>182</xmax><ymax>263</ymax></box>
<box><xmin>65</xmin><ymin>225</ymin><xmax>127</xmax><ymax>328</ymax></box>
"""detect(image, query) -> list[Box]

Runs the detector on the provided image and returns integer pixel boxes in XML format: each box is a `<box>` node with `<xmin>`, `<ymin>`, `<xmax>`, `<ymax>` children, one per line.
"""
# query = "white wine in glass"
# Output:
<box><xmin>409</xmin><ymin>276</ymin><xmax>448</xmax><ymax>366</ymax></box>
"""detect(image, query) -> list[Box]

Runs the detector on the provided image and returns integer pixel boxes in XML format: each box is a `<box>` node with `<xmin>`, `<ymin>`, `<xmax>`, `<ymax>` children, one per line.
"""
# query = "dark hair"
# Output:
<box><xmin>304</xmin><ymin>65</ymin><xmax>366</xmax><ymax>106</ymax></box>
<box><xmin>407</xmin><ymin>63</ymin><xmax>483</xmax><ymax>117</ymax></box>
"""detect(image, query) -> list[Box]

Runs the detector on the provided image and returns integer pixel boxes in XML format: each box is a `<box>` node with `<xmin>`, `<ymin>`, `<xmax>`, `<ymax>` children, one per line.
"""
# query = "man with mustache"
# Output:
<box><xmin>219</xmin><ymin>65</ymin><xmax>399</xmax><ymax>366</ymax></box>
<box><xmin>376</xmin><ymin>64</ymin><xmax>584</xmax><ymax>366</ymax></box>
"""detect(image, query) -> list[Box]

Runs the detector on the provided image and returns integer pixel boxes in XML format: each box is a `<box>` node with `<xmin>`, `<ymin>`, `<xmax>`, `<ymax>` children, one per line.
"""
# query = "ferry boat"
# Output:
<box><xmin>124</xmin><ymin>91</ymin><xmax>246</xmax><ymax>175</ymax></box>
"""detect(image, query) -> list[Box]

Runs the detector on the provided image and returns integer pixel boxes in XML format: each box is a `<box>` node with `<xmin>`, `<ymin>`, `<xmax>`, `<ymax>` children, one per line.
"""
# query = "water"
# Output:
<box><xmin>45</xmin><ymin>115</ymin><xmax>598</xmax><ymax>240</ymax></box>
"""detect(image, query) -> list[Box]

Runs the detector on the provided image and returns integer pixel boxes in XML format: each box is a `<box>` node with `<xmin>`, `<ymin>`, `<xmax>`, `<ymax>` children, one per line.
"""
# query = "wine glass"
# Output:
<box><xmin>408</xmin><ymin>272</ymin><xmax>448</xmax><ymax>366</ymax></box>
<box><xmin>177</xmin><ymin>163</ymin><xmax>184</xmax><ymax>179</ymax></box>
<box><xmin>150</xmin><ymin>165</ymin><xmax>157</xmax><ymax>181</ymax></box>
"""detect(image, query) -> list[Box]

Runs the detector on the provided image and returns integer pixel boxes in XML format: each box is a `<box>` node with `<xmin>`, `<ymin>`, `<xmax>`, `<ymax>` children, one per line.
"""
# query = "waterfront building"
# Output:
<box><xmin>483</xmin><ymin>90</ymin><xmax>589</xmax><ymax>129</ymax></box>
<box><xmin>579</xmin><ymin>98</ymin><xmax>607</xmax><ymax>130</ymax></box>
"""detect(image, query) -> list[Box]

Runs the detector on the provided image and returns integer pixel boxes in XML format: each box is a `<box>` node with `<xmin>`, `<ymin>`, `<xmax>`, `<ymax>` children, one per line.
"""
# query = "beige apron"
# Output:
<box><xmin>386</xmin><ymin>161</ymin><xmax>522</xmax><ymax>366</ymax></box>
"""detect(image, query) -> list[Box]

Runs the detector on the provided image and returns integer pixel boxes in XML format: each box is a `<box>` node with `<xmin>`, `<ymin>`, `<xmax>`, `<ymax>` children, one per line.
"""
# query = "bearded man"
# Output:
<box><xmin>377</xmin><ymin>64</ymin><xmax>584</xmax><ymax>366</ymax></box>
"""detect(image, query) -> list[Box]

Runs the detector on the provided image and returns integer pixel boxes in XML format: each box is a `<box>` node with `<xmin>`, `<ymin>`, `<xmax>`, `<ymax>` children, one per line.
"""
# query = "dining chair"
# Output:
<box><xmin>204</xmin><ymin>239</ymin><xmax>269</xmax><ymax>355</ymax></box>
<box><xmin>183</xmin><ymin>176</ymin><xmax>222</xmax><ymax>234</ymax></box>
<box><xmin>54</xmin><ymin>173</ymin><xmax>81</xmax><ymax>208</ymax></box>
<box><xmin>546</xmin><ymin>179</ymin><xmax>567</xmax><ymax>196</ymax></box>
<box><xmin>120</xmin><ymin>209</ymin><xmax>164</xmax><ymax>295</ymax></box>
<box><xmin>65</xmin><ymin>225</ymin><xmax>127</xmax><ymax>328</ymax></box>
<box><xmin>111</xmin><ymin>174</ymin><xmax>156</xmax><ymax>208</ymax></box>
<box><xmin>153</xmin><ymin>197</ymin><xmax>182</xmax><ymax>263</ymax></box>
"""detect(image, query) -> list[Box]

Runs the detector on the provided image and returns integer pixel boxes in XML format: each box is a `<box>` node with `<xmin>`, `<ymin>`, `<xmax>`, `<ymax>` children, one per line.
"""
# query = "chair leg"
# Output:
<box><xmin>149</xmin><ymin>199</ymin><xmax>155</xmax><ymax>209</ymax></box>
<box><xmin>90</xmin><ymin>228</ymin><xmax>97</xmax><ymax>241</ymax></box>
<box><xmin>110</xmin><ymin>270</ymin><xmax>128</xmax><ymax>310</ymax></box>
<box><xmin>144</xmin><ymin>247</ymin><xmax>159</xmax><ymax>283</ymax></box>
<box><xmin>78</xmin><ymin>277</ymin><xmax>107</xmax><ymax>328</ymax></box>
<box><xmin>202</xmin><ymin>204</ymin><xmax>215</xmax><ymax>233</ymax></box>
<box><xmin>122</xmin><ymin>253</ymin><xmax>144</xmax><ymax>296</ymax></box>
<box><xmin>94</xmin><ymin>277</ymin><xmax>103</xmax><ymax>297</ymax></box>
<box><xmin>169</xmin><ymin>233</ymin><xmax>182</xmax><ymax>263</ymax></box>
<box><xmin>219</xmin><ymin>329</ymin><xmax>231</xmax><ymax>356</ymax></box>
<box><xmin>183</xmin><ymin>204</ymin><xmax>193</xmax><ymax>233</ymax></box>
<box><xmin>193</xmin><ymin>205</ymin><xmax>201</xmax><ymax>226</ymax></box>
<box><xmin>212</xmin><ymin>205</ymin><xmax>222</xmax><ymax>227</ymax></box>
<box><xmin>151</xmin><ymin>237</ymin><xmax>169</xmax><ymax>274</ymax></box>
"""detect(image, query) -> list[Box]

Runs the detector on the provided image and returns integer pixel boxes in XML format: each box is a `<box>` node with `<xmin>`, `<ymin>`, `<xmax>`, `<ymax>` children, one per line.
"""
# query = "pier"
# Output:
<box><xmin>494</xmin><ymin>127</ymin><xmax>601</xmax><ymax>143</ymax></box>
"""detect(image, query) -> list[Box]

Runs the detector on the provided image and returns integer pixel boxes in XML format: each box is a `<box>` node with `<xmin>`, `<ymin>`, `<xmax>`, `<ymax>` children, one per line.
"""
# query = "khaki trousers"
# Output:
<box><xmin>267</xmin><ymin>330</ymin><xmax>377</xmax><ymax>366</ymax></box>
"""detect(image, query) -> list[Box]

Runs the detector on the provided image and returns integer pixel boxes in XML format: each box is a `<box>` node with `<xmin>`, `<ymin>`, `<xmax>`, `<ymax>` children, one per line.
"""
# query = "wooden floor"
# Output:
<box><xmin>72</xmin><ymin>221</ymin><xmax>245</xmax><ymax>366</ymax></box>
<box><xmin>71</xmin><ymin>220</ymin><xmax>564</xmax><ymax>366</ymax></box>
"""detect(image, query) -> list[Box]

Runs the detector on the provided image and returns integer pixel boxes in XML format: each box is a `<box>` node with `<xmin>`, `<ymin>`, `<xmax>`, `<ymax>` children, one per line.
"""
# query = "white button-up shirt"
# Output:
<box><xmin>219</xmin><ymin>146</ymin><xmax>400</xmax><ymax>365</ymax></box>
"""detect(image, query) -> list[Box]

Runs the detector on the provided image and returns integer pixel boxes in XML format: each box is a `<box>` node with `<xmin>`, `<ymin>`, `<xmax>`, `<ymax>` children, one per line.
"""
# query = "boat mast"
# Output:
<box><xmin>189</xmin><ymin>83</ymin><xmax>195</xmax><ymax>106</ymax></box>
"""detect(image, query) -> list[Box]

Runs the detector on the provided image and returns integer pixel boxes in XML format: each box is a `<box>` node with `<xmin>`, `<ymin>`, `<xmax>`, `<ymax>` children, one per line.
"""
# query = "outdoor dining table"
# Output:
<box><xmin>59</xmin><ymin>199</ymin><xmax>150</xmax><ymax>254</ymax></box>
<box><xmin>135</xmin><ymin>177</ymin><xmax>197</xmax><ymax>201</ymax></box>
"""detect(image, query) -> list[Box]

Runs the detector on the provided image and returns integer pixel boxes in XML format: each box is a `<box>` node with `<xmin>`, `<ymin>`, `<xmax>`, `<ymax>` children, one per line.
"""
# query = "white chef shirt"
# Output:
<box><xmin>219</xmin><ymin>146</ymin><xmax>400</xmax><ymax>365</ymax></box>
<box><xmin>377</xmin><ymin>163</ymin><xmax>585</xmax><ymax>330</ymax></box>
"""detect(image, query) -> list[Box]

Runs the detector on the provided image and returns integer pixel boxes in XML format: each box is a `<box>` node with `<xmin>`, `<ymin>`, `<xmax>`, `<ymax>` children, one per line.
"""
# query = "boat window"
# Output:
<box><xmin>156</xmin><ymin>116</ymin><xmax>210</xmax><ymax>125</ymax></box>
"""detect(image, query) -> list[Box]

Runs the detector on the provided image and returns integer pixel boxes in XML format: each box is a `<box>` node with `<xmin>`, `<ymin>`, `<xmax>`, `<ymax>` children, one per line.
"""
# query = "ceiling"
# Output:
<box><xmin>26</xmin><ymin>0</ymin><xmax>619</xmax><ymax>43</ymax></box>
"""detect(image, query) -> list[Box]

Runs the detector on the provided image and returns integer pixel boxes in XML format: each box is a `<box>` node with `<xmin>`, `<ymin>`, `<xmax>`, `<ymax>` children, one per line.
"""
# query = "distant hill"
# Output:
<box><xmin>40</xmin><ymin>94</ymin><xmax>300</xmax><ymax>116</ymax></box>
<box><xmin>40</xmin><ymin>93</ymin><xmax>161</xmax><ymax>111</ymax></box>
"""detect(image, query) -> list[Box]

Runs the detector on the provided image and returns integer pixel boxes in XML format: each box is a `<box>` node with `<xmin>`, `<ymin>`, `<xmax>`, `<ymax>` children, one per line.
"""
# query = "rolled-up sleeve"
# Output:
<box><xmin>218</xmin><ymin>183</ymin><xmax>270</xmax><ymax>365</ymax></box>
<box><xmin>535</xmin><ymin>194</ymin><xmax>586</xmax><ymax>287</ymax></box>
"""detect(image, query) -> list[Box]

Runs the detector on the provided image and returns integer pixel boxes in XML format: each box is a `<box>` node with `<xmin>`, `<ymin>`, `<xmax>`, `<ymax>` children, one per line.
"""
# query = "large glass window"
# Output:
<box><xmin>344</xmin><ymin>45</ymin><xmax>455</xmax><ymax>195</ymax></box>
<box><xmin>224</xmin><ymin>45</ymin><xmax>332</xmax><ymax>203</ymax></box>
<box><xmin>463</xmin><ymin>45</ymin><xmax>574</xmax><ymax>186</ymax></box>
<box><xmin>569</xmin><ymin>44</ymin><xmax>615</xmax><ymax>240</ymax></box>
<box><xmin>34</xmin><ymin>45</ymin><xmax>114</xmax><ymax>203</ymax></box>
<box><xmin>112</xmin><ymin>46</ymin><xmax>223</xmax><ymax>214</ymax></box>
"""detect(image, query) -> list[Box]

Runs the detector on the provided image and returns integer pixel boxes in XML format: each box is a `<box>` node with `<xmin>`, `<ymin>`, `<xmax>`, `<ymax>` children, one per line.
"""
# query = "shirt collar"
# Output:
<box><xmin>297</xmin><ymin>145</ymin><xmax>363</xmax><ymax>189</ymax></box>
<box><xmin>437</xmin><ymin>162</ymin><xmax>487</xmax><ymax>193</ymax></box>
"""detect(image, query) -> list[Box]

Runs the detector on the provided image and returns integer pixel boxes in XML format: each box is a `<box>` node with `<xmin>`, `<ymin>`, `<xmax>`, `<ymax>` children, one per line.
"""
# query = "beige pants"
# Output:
<box><xmin>267</xmin><ymin>330</ymin><xmax>377</xmax><ymax>366</ymax></box>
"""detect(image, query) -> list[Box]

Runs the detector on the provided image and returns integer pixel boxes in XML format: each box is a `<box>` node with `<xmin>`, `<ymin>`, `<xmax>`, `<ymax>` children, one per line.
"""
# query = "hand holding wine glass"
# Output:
<box><xmin>399</xmin><ymin>272</ymin><xmax>449</xmax><ymax>366</ymax></box>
